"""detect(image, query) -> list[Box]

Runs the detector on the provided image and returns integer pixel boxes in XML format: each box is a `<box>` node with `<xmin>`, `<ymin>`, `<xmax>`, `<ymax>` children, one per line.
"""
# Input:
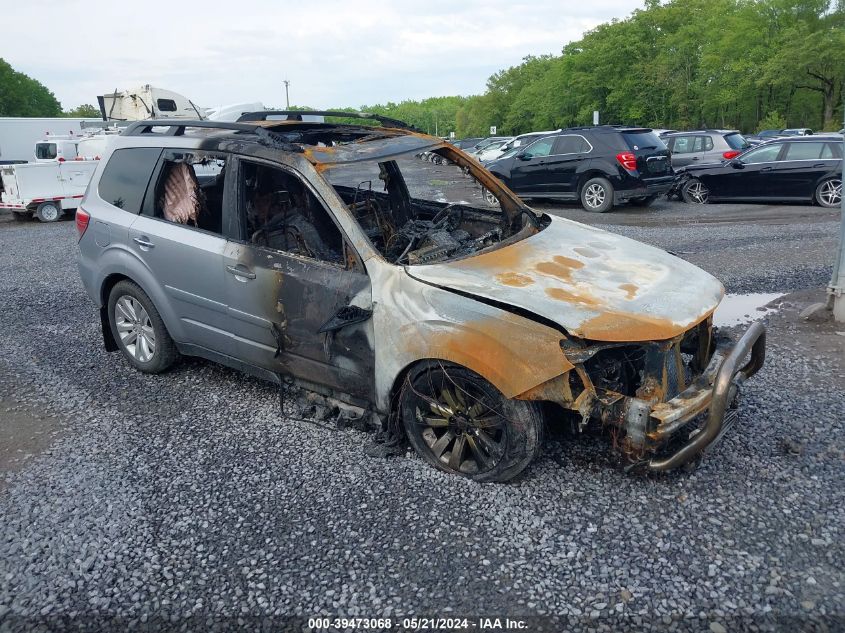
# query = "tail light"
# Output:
<box><xmin>75</xmin><ymin>207</ymin><xmax>90</xmax><ymax>240</ymax></box>
<box><xmin>723</xmin><ymin>150</ymin><xmax>741</xmax><ymax>160</ymax></box>
<box><xmin>616</xmin><ymin>152</ymin><xmax>638</xmax><ymax>171</ymax></box>
<box><xmin>58</xmin><ymin>157</ymin><xmax>66</xmax><ymax>163</ymax></box>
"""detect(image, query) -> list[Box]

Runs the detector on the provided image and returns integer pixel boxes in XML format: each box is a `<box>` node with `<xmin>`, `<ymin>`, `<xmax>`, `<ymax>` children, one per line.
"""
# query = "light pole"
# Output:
<box><xmin>283</xmin><ymin>80</ymin><xmax>290</xmax><ymax>109</ymax></box>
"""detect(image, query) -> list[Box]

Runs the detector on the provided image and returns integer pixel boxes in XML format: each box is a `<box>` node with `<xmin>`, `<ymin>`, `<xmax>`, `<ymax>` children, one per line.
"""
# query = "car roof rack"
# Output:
<box><xmin>120</xmin><ymin>120</ymin><xmax>306</xmax><ymax>152</ymax></box>
<box><xmin>236</xmin><ymin>110</ymin><xmax>417</xmax><ymax>131</ymax></box>
<box><xmin>123</xmin><ymin>119</ymin><xmax>273</xmax><ymax>136</ymax></box>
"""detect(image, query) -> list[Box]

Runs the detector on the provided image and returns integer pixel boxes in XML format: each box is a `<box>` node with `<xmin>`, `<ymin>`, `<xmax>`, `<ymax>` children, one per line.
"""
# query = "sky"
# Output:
<box><xmin>5</xmin><ymin>0</ymin><xmax>644</xmax><ymax>111</ymax></box>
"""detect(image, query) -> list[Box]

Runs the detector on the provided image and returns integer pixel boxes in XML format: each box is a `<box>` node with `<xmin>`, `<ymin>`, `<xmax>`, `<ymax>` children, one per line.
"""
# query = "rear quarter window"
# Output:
<box><xmin>725</xmin><ymin>133</ymin><xmax>749</xmax><ymax>150</ymax></box>
<box><xmin>621</xmin><ymin>131</ymin><xmax>666</xmax><ymax>151</ymax></box>
<box><xmin>97</xmin><ymin>147</ymin><xmax>162</xmax><ymax>212</ymax></box>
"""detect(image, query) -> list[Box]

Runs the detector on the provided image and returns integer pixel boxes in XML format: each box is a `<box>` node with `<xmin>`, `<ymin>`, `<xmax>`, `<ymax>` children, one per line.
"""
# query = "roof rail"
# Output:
<box><xmin>122</xmin><ymin>120</ymin><xmax>268</xmax><ymax>136</ymax></box>
<box><xmin>120</xmin><ymin>120</ymin><xmax>305</xmax><ymax>151</ymax></box>
<box><xmin>236</xmin><ymin>110</ymin><xmax>417</xmax><ymax>131</ymax></box>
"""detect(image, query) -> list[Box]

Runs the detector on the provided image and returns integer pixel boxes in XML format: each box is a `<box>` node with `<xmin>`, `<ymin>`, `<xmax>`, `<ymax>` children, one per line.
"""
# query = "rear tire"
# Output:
<box><xmin>400</xmin><ymin>363</ymin><xmax>544</xmax><ymax>482</ymax></box>
<box><xmin>815</xmin><ymin>178</ymin><xmax>841</xmax><ymax>208</ymax></box>
<box><xmin>580</xmin><ymin>177</ymin><xmax>614</xmax><ymax>213</ymax></box>
<box><xmin>35</xmin><ymin>201</ymin><xmax>62</xmax><ymax>222</ymax></box>
<box><xmin>108</xmin><ymin>280</ymin><xmax>179</xmax><ymax>374</ymax></box>
<box><xmin>681</xmin><ymin>178</ymin><xmax>709</xmax><ymax>204</ymax></box>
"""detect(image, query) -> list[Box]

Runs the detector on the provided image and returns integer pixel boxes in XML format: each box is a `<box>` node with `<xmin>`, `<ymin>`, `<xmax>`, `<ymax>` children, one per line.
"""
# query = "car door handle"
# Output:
<box><xmin>132</xmin><ymin>236</ymin><xmax>154</xmax><ymax>249</ymax></box>
<box><xmin>813</xmin><ymin>163</ymin><xmax>826</xmax><ymax>167</ymax></box>
<box><xmin>760</xmin><ymin>167</ymin><xmax>773</xmax><ymax>172</ymax></box>
<box><xmin>692</xmin><ymin>157</ymin><xmax>700</xmax><ymax>160</ymax></box>
<box><xmin>226</xmin><ymin>264</ymin><xmax>256</xmax><ymax>280</ymax></box>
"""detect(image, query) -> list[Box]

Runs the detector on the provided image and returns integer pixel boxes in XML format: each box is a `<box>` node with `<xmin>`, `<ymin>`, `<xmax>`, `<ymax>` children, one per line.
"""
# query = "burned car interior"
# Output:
<box><xmin>323</xmin><ymin>155</ymin><xmax>542</xmax><ymax>266</ymax></box>
<box><xmin>240</xmin><ymin>161</ymin><xmax>345</xmax><ymax>265</ymax></box>
<box><xmin>236</xmin><ymin>120</ymin><xmax>546</xmax><ymax>266</ymax></box>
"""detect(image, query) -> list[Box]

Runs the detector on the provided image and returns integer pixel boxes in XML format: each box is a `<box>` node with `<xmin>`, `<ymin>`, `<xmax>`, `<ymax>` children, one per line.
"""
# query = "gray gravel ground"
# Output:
<box><xmin>0</xmin><ymin>203</ymin><xmax>843</xmax><ymax>632</ymax></box>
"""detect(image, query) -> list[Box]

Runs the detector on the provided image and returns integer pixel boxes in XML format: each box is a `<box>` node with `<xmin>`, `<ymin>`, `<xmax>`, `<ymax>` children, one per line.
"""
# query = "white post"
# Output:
<box><xmin>830</xmin><ymin>99</ymin><xmax>845</xmax><ymax>322</ymax></box>
<box><xmin>831</xmin><ymin>146</ymin><xmax>845</xmax><ymax>321</ymax></box>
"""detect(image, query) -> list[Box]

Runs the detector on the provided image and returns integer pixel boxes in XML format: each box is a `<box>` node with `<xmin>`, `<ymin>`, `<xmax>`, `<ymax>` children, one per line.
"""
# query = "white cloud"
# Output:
<box><xmin>6</xmin><ymin>0</ymin><xmax>644</xmax><ymax>110</ymax></box>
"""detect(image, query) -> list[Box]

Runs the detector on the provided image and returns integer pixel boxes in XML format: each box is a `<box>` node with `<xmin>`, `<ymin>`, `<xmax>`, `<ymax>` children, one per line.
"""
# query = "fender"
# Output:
<box><xmin>371</xmin><ymin>266</ymin><xmax>573</xmax><ymax>411</ymax></box>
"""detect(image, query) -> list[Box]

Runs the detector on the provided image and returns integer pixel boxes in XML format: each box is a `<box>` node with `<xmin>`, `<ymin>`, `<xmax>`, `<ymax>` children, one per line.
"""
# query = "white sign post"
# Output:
<box><xmin>490</xmin><ymin>126</ymin><xmax>497</xmax><ymax>135</ymax></box>
<box><xmin>593</xmin><ymin>111</ymin><xmax>600</xmax><ymax>126</ymax></box>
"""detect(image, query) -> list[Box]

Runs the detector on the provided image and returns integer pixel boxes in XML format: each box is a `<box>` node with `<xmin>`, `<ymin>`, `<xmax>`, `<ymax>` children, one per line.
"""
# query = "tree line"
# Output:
<box><xmin>3</xmin><ymin>0</ymin><xmax>843</xmax><ymax>133</ymax></box>
<box><xmin>356</xmin><ymin>0</ymin><xmax>845</xmax><ymax>137</ymax></box>
<box><xmin>0</xmin><ymin>58</ymin><xmax>100</xmax><ymax>118</ymax></box>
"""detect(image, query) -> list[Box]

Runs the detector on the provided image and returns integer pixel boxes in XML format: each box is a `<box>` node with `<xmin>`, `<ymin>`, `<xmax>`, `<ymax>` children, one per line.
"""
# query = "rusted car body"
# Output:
<box><xmin>79</xmin><ymin>112</ymin><xmax>765</xmax><ymax>481</ymax></box>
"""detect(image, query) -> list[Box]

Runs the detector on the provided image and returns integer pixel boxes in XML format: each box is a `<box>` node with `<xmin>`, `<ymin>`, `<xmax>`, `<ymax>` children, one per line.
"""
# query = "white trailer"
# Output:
<box><xmin>0</xmin><ymin>160</ymin><xmax>98</xmax><ymax>222</ymax></box>
<box><xmin>0</xmin><ymin>118</ymin><xmax>103</xmax><ymax>164</ymax></box>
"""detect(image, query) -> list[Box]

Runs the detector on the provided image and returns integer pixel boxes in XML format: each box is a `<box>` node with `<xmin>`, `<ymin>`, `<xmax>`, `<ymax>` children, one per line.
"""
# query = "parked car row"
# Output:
<box><xmin>447</xmin><ymin>125</ymin><xmax>842</xmax><ymax>213</ymax></box>
<box><xmin>670</xmin><ymin>136</ymin><xmax>842</xmax><ymax>207</ymax></box>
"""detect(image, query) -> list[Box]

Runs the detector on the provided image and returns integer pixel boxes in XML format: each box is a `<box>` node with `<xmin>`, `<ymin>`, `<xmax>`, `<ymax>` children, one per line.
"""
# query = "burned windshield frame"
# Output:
<box><xmin>319</xmin><ymin>146</ymin><xmax>541</xmax><ymax>266</ymax></box>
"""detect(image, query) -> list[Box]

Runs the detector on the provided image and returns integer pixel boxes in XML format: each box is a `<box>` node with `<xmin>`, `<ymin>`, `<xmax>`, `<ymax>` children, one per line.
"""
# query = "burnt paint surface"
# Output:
<box><xmin>370</xmin><ymin>265</ymin><xmax>574</xmax><ymax>408</ymax></box>
<box><xmin>223</xmin><ymin>241</ymin><xmax>375</xmax><ymax>401</ymax></box>
<box><xmin>408</xmin><ymin>215</ymin><xmax>725</xmax><ymax>343</ymax></box>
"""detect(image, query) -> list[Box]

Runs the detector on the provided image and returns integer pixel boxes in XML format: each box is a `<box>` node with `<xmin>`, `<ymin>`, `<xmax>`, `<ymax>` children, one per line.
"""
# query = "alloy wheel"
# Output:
<box><xmin>819</xmin><ymin>179</ymin><xmax>842</xmax><ymax>207</ymax></box>
<box><xmin>114</xmin><ymin>295</ymin><xmax>156</xmax><ymax>362</ymax></box>
<box><xmin>412</xmin><ymin>381</ymin><xmax>506</xmax><ymax>475</ymax></box>
<box><xmin>584</xmin><ymin>183</ymin><xmax>606</xmax><ymax>209</ymax></box>
<box><xmin>686</xmin><ymin>180</ymin><xmax>709</xmax><ymax>203</ymax></box>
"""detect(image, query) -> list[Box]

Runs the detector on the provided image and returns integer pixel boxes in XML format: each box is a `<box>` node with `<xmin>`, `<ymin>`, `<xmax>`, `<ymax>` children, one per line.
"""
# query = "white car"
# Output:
<box><xmin>479</xmin><ymin>131</ymin><xmax>560</xmax><ymax>163</ymax></box>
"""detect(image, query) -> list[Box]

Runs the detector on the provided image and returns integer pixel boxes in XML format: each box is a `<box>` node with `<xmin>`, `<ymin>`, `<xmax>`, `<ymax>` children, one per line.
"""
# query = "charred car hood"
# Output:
<box><xmin>406</xmin><ymin>216</ymin><xmax>724</xmax><ymax>342</ymax></box>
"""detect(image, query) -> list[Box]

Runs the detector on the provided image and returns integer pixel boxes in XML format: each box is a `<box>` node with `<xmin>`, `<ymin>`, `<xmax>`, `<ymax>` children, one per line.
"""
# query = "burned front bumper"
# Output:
<box><xmin>622</xmin><ymin>321</ymin><xmax>766</xmax><ymax>471</ymax></box>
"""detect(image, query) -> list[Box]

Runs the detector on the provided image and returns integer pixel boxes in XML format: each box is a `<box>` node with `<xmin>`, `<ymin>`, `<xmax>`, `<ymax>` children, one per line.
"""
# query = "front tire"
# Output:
<box><xmin>400</xmin><ymin>364</ymin><xmax>544</xmax><ymax>482</ymax></box>
<box><xmin>35</xmin><ymin>201</ymin><xmax>62</xmax><ymax>222</ymax></box>
<box><xmin>815</xmin><ymin>178</ymin><xmax>841</xmax><ymax>208</ymax></box>
<box><xmin>682</xmin><ymin>178</ymin><xmax>709</xmax><ymax>204</ymax></box>
<box><xmin>580</xmin><ymin>177</ymin><xmax>614</xmax><ymax>213</ymax></box>
<box><xmin>108</xmin><ymin>280</ymin><xmax>178</xmax><ymax>374</ymax></box>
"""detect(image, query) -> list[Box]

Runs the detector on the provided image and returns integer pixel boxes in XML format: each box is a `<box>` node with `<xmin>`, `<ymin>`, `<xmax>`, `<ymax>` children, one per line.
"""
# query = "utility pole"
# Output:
<box><xmin>283</xmin><ymin>80</ymin><xmax>290</xmax><ymax>109</ymax></box>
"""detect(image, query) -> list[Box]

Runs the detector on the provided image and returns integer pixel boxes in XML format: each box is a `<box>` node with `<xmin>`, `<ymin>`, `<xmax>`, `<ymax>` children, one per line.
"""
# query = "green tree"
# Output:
<box><xmin>757</xmin><ymin>110</ymin><xmax>787</xmax><ymax>131</ymax></box>
<box><xmin>64</xmin><ymin>103</ymin><xmax>101</xmax><ymax>118</ymax></box>
<box><xmin>0</xmin><ymin>58</ymin><xmax>61</xmax><ymax>116</ymax></box>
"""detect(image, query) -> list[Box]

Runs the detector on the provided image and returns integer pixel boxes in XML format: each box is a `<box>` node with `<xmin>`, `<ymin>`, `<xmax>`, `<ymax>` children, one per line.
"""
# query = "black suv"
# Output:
<box><xmin>484</xmin><ymin>126</ymin><xmax>674</xmax><ymax>212</ymax></box>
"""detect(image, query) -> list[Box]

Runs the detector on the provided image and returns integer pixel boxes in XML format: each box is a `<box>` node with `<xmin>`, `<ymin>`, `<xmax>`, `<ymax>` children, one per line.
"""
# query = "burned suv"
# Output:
<box><xmin>76</xmin><ymin>112</ymin><xmax>765</xmax><ymax>482</ymax></box>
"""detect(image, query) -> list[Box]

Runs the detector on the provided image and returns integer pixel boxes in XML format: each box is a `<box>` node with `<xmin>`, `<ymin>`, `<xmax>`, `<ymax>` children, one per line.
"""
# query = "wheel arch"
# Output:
<box><xmin>96</xmin><ymin>260</ymin><xmax>186</xmax><ymax>344</ymax></box>
<box><xmin>576</xmin><ymin>169</ymin><xmax>611</xmax><ymax>195</ymax></box>
<box><xmin>376</xmin><ymin>317</ymin><xmax>573</xmax><ymax>413</ymax></box>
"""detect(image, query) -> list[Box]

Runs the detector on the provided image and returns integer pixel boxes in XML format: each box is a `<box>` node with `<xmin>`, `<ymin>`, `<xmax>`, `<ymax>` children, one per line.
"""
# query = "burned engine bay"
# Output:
<box><xmin>324</xmin><ymin>155</ymin><xmax>545</xmax><ymax>265</ymax></box>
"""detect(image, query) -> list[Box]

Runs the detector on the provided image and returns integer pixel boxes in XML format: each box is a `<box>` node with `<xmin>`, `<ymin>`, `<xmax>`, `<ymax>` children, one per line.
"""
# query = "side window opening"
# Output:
<box><xmin>672</xmin><ymin>136</ymin><xmax>691</xmax><ymax>154</ymax></box>
<box><xmin>157</xmin><ymin>99</ymin><xmax>177</xmax><ymax>112</ymax></box>
<box><xmin>239</xmin><ymin>161</ymin><xmax>345</xmax><ymax>266</ymax></box>
<box><xmin>36</xmin><ymin>143</ymin><xmax>57</xmax><ymax>160</ymax></box>
<box><xmin>524</xmin><ymin>137</ymin><xmax>554</xmax><ymax>158</ymax></box>
<box><xmin>151</xmin><ymin>151</ymin><xmax>226</xmax><ymax>235</ymax></box>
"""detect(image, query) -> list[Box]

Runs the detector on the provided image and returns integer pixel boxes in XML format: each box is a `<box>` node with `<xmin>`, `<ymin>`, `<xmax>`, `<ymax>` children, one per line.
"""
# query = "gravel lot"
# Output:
<box><xmin>0</xmin><ymin>199</ymin><xmax>843</xmax><ymax>632</ymax></box>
